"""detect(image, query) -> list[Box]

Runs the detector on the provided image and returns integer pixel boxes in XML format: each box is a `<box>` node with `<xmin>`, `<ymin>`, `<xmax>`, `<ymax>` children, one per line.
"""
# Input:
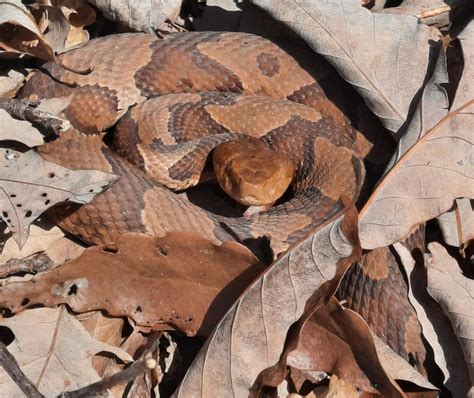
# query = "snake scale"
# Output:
<box><xmin>19</xmin><ymin>32</ymin><xmax>426</xmax><ymax>374</ymax></box>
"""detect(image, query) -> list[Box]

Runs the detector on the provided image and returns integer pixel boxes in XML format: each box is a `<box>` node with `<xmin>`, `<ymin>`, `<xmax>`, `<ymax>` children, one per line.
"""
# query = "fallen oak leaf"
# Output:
<box><xmin>0</xmin><ymin>148</ymin><xmax>117</xmax><ymax>248</ymax></box>
<box><xmin>426</xmin><ymin>242</ymin><xmax>474</xmax><ymax>391</ymax></box>
<box><xmin>175</xmin><ymin>206</ymin><xmax>361</xmax><ymax>397</ymax></box>
<box><xmin>0</xmin><ymin>232</ymin><xmax>264</xmax><ymax>336</ymax></box>
<box><xmin>0</xmin><ymin>306</ymin><xmax>132</xmax><ymax>397</ymax></box>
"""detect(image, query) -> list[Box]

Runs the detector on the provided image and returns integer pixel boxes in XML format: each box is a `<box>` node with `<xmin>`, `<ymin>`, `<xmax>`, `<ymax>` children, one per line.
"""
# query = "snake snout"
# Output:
<box><xmin>213</xmin><ymin>137</ymin><xmax>294</xmax><ymax>206</ymax></box>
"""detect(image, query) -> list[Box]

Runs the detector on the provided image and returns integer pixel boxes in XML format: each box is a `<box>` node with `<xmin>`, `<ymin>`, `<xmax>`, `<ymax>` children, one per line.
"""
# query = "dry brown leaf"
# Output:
<box><xmin>426</xmin><ymin>242</ymin><xmax>474</xmax><ymax>391</ymax></box>
<box><xmin>322</xmin><ymin>375</ymin><xmax>362</xmax><ymax>398</ymax></box>
<box><xmin>53</xmin><ymin>0</ymin><xmax>96</xmax><ymax>49</ymax></box>
<box><xmin>283</xmin><ymin>299</ymin><xmax>404</xmax><ymax>396</ymax></box>
<box><xmin>358</xmin><ymin>97</ymin><xmax>473</xmax><ymax>249</ymax></box>
<box><xmin>0</xmin><ymin>148</ymin><xmax>117</xmax><ymax>248</ymax></box>
<box><xmin>251</xmin><ymin>0</ymin><xmax>440</xmax><ymax>133</ymax></box>
<box><xmin>175</xmin><ymin>207</ymin><xmax>360</xmax><ymax>397</ymax></box>
<box><xmin>361</xmin><ymin>21</ymin><xmax>474</xmax><ymax>249</ymax></box>
<box><xmin>76</xmin><ymin>311</ymin><xmax>124</xmax><ymax>375</ymax></box>
<box><xmin>30</xmin><ymin>3</ymin><xmax>70</xmax><ymax>52</ymax></box>
<box><xmin>0</xmin><ymin>306</ymin><xmax>132</xmax><ymax>396</ymax></box>
<box><xmin>0</xmin><ymin>223</ymin><xmax>64</xmax><ymax>263</ymax></box>
<box><xmin>0</xmin><ymin>1</ymin><xmax>56</xmax><ymax>62</ymax></box>
<box><xmin>371</xmin><ymin>334</ymin><xmax>436</xmax><ymax>391</ymax></box>
<box><xmin>0</xmin><ymin>68</ymin><xmax>26</xmax><ymax>97</ymax></box>
<box><xmin>394</xmin><ymin>242</ymin><xmax>471</xmax><ymax>397</ymax></box>
<box><xmin>0</xmin><ymin>108</ymin><xmax>44</xmax><ymax>146</ymax></box>
<box><xmin>88</xmin><ymin>0</ymin><xmax>183</xmax><ymax>33</ymax></box>
<box><xmin>0</xmin><ymin>232</ymin><xmax>264</xmax><ymax>336</ymax></box>
<box><xmin>437</xmin><ymin>198</ymin><xmax>474</xmax><ymax>249</ymax></box>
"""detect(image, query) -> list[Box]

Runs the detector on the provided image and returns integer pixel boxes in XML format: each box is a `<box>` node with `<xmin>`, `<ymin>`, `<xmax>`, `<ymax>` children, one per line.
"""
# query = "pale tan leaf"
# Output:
<box><xmin>0</xmin><ymin>108</ymin><xmax>44</xmax><ymax>146</ymax></box>
<box><xmin>0</xmin><ymin>68</ymin><xmax>26</xmax><ymax>97</ymax></box>
<box><xmin>426</xmin><ymin>242</ymin><xmax>474</xmax><ymax>388</ymax></box>
<box><xmin>0</xmin><ymin>148</ymin><xmax>118</xmax><ymax>248</ymax></box>
<box><xmin>0</xmin><ymin>1</ymin><xmax>55</xmax><ymax>61</ymax></box>
<box><xmin>30</xmin><ymin>4</ymin><xmax>70</xmax><ymax>52</ymax></box>
<box><xmin>76</xmin><ymin>311</ymin><xmax>124</xmax><ymax>375</ymax></box>
<box><xmin>359</xmin><ymin>99</ymin><xmax>473</xmax><ymax>249</ymax></box>
<box><xmin>0</xmin><ymin>306</ymin><xmax>132</xmax><ymax>397</ymax></box>
<box><xmin>88</xmin><ymin>0</ymin><xmax>183</xmax><ymax>33</ymax></box>
<box><xmin>0</xmin><ymin>223</ymin><xmax>63</xmax><ymax>263</ymax></box>
<box><xmin>251</xmin><ymin>0</ymin><xmax>440</xmax><ymax>133</ymax></box>
<box><xmin>54</xmin><ymin>0</ymin><xmax>96</xmax><ymax>49</ymax></box>
<box><xmin>452</xmin><ymin>21</ymin><xmax>474</xmax><ymax>110</ymax></box>
<box><xmin>359</xmin><ymin>20</ymin><xmax>473</xmax><ymax>249</ymax></box>
<box><xmin>395</xmin><ymin>242</ymin><xmax>471</xmax><ymax>396</ymax></box>
<box><xmin>371</xmin><ymin>334</ymin><xmax>436</xmax><ymax>390</ymax></box>
<box><xmin>176</xmin><ymin>207</ymin><xmax>360</xmax><ymax>396</ymax></box>
<box><xmin>437</xmin><ymin>198</ymin><xmax>474</xmax><ymax>248</ymax></box>
<box><xmin>385</xmin><ymin>47</ymin><xmax>448</xmax><ymax>170</ymax></box>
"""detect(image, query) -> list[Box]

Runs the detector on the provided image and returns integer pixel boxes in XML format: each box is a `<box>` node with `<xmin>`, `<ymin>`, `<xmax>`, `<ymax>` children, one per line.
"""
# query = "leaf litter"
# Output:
<box><xmin>0</xmin><ymin>0</ymin><xmax>472</xmax><ymax>397</ymax></box>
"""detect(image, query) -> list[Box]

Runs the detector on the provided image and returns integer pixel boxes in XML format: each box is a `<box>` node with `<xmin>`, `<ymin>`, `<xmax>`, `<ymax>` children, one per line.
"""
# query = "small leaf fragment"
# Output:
<box><xmin>0</xmin><ymin>149</ymin><xmax>118</xmax><ymax>248</ymax></box>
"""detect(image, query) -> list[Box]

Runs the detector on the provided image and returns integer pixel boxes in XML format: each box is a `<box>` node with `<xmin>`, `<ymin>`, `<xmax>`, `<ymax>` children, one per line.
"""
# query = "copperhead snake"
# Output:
<box><xmin>19</xmin><ymin>31</ymin><xmax>426</xmax><ymax>373</ymax></box>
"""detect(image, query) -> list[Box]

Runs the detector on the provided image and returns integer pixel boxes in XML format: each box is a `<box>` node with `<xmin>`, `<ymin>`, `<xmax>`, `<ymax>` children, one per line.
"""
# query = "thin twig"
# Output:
<box><xmin>60</xmin><ymin>356</ymin><xmax>156</xmax><ymax>398</ymax></box>
<box><xmin>0</xmin><ymin>252</ymin><xmax>54</xmax><ymax>278</ymax></box>
<box><xmin>60</xmin><ymin>336</ymin><xmax>161</xmax><ymax>398</ymax></box>
<box><xmin>0</xmin><ymin>342</ymin><xmax>44</xmax><ymax>398</ymax></box>
<box><xmin>0</xmin><ymin>98</ymin><xmax>69</xmax><ymax>136</ymax></box>
<box><xmin>416</xmin><ymin>5</ymin><xmax>451</xmax><ymax>19</ymax></box>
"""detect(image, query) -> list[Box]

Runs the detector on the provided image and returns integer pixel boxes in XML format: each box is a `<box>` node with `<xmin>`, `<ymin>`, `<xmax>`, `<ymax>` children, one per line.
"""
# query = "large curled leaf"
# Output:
<box><xmin>0</xmin><ymin>1</ymin><xmax>55</xmax><ymax>61</ymax></box>
<box><xmin>251</xmin><ymin>0</ymin><xmax>440</xmax><ymax>133</ymax></box>
<box><xmin>0</xmin><ymin>148</ymin><xmax>117</xmax><ymax>248</ymax></box>
<box><xmin>394</xmin><ymin>241</ymin><xmax>471</xmax><ymax>396</ymax></box>
<box><xmin>426</xmin><ymin>242</ymin><xmax>474</xmax><ymax>393</ymax></box>
<box><xmin>175</xmin><ymin>206</ymin><xmax>360</xmax><ymax>397</ymax></box>
<box><xmin>0</xmin><ymin>306</ymin><xmax>131</xmax><ymax>397</ymax></box>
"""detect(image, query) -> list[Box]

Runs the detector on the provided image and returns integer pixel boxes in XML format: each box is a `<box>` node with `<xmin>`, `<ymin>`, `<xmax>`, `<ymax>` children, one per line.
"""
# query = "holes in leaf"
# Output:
<box><xmin>156</xmin><ymin>246</ymin><xmax>168</xmax><ymax>256</ymax></box>
<box><xmin>2</xmin><ymin>211</ymin><xmax>7</xmax><ymax>218</ymax></box>
<box><xmin>67</xmin><ymin>284</ymin><xmax>78</xmax><ymax>295</ymax></box>
<box><xmin>0</xmin><ymin>326</ymin><xmax>14</xmax><ymax>346</ymax></box>
<box><xmin>102</xmin><ymin>244</ymin><xmax>118</xmax><ymax>254</ymax></box>
<box><xmin>16</xmin><ymin>204</ymin><xmax>22</xmax><ymax>208</ymax></box>
<box><xmin>9</xmin><ymin>194</ymin><xmax>16</xmax><ymax>198</ymax></box>
<box><xmin>25</xmin><ymin>211</ymin><xmax>32</xmax><ymax>218</ymax></box>
<box><xmin>41</xmin><ymin>193</ymin><xmax>47</xmax><ymax>197</ymax></box>
<box><xmin>45</xmin><ymin>200</ymin><xmax>51</xmax><ymax>205</ymax></box>
<box><xmin>89</xmin><ymin>189</ymin><xmax>94</xmax><ymax>193</ymax></box>
<box><xmin>48</xmin><ymin>172</ymin><xmax>55</xmax><ymax>178</ymax></box>
<box><xmin>135</xmin><ymin>306</ymin><xmax>142</xmax><ymax>313</ymax></box>
<box><xmin>21</xmin><ymin>298</ymin><xmax>30</xmax><ymax>307</ymax></box>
